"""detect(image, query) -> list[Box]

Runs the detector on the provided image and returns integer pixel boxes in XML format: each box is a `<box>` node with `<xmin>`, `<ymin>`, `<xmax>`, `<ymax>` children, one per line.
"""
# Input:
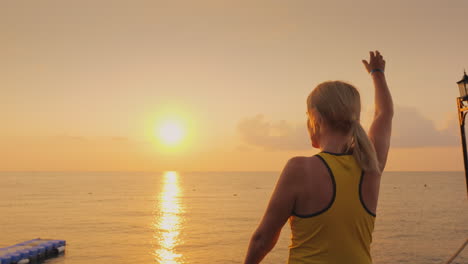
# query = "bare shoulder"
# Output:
<box><xmin>283</xmin><ymin>155</ymin><xmax>326</xmax><ymax>179</ymax></box>
<box><xmin>285</xmin><ymin>156</ymin><xmax>309</xmax><ymax>170</ymax></box>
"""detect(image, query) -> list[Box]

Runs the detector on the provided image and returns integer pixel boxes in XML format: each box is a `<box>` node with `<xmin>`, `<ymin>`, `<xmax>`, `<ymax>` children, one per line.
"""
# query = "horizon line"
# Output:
<box><xmin>0</xmin><ymin>170</ymin><xmax>464</xmax><ymax>173</ymax></box>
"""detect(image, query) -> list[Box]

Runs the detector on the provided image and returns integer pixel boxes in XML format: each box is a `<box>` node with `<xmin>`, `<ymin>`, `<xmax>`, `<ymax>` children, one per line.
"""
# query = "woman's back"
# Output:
<box><xmin>288</xmin><ymin>151</ymin><xmax>380</xmax><ymax>264</ymax></box>
<box><xmin>243</xmin><ymin>51</ymin><xmax>392</xmax><ymax>264</ymax></box>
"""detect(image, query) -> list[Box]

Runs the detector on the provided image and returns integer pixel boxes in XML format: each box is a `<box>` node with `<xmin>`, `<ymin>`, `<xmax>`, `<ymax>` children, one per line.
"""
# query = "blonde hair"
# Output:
<box><xmin>307</xmin><ymin>81</ymin><xmax>381</xmax><ymax>174</ymax></box>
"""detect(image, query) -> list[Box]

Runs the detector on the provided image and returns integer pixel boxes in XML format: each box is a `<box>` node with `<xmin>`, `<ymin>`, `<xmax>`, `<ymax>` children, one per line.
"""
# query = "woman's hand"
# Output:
<box><xmin>362</xmin><ymin>50</ymin><xmax>386</xmax><ymax>74</ymax></box>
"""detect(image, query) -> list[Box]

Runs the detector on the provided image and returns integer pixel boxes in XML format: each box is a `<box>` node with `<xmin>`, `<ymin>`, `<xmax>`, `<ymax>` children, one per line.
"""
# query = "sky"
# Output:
<box><xmin>1</xmin><ymin>0</ymin><xmax>468</xmax><ymax>172</ymax></box>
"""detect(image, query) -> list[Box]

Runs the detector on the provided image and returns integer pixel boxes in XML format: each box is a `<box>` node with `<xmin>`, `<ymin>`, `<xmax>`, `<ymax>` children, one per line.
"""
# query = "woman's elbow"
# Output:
<box><xmin>375</xmin><ymin>109</ymin><xmax>394</xmax><ymax>121</ymax></box>
<box><xmin>251</xmin><ymin>230</ymin><xmax>277</xmax><ymax>253</ymax></box>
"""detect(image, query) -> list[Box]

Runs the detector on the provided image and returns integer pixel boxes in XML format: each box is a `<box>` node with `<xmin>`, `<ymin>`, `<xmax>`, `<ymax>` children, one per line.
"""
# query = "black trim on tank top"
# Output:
<box><xmin>321</xmin><ymin>151</ymin><xmax>353</xmax><ymax>156</ymax></box>
<box><xmin>292</xmin><ymin>154</ymin><xmax>336</xmax><ymax>218</ymax></box>
<box><xmin>359</xmin><ymin>170</ymin><xmax>377</xmax><ymax>217</ymax></box>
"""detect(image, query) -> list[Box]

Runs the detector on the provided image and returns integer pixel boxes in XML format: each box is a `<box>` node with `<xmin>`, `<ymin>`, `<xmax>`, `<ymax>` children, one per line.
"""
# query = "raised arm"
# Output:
<box><xmin>362</xmin><ymin>51</ymin><xmax>394</xmax><ymax>172</ymax></box>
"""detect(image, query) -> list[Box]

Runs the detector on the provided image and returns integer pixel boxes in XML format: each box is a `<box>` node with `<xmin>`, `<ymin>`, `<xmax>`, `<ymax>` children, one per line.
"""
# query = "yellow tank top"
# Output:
<box><xmin>288</xmin><ymin>151</ymin><xmax>376</xmax><ymax>264</ymax></box>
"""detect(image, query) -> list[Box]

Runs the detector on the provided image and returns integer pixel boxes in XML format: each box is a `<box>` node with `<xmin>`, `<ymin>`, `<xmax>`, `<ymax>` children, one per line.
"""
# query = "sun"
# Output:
<box><xmin>157</xmin><ymin>120</ymin><xmax>185</xmax><ymax>146</ymax></box>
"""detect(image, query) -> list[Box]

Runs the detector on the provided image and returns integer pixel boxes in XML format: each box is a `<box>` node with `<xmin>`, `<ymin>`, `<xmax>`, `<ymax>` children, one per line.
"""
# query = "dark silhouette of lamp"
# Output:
<box><xmin>456</xmin><ymin>70</ymin><xmax>468</xmax><ymax>196</ymax></box>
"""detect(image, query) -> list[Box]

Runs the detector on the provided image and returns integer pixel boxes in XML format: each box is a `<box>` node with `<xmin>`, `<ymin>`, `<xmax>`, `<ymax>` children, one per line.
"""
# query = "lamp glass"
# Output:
<box><xmin>459</xmin><ymin>82</ymin><xmax>467</xmax><ymax>98</ymax></box>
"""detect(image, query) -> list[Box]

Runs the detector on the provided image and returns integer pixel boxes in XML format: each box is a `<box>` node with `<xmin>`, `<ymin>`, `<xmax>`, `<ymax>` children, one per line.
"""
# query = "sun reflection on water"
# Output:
<box><xmin>154</xmin><ymin>171</ymin><xmax>184</xmax><ymax>263</ymax></box>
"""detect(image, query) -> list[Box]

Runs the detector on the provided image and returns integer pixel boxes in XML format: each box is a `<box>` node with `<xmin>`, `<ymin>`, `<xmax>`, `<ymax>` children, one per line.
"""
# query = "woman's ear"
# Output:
<box><xmin>311</xmin><ymin>122</ymin><xmax>320</xmax><ymax>148</ymax></box>
<box><xmin>307</xmin><ymin>109</ymin><xmax>323</xmax><ymax>148</ymax></box>
<box><xmin>313</xmin><ymin>111</ymin><xmax>323</xmax><ymax>127</ymax></box>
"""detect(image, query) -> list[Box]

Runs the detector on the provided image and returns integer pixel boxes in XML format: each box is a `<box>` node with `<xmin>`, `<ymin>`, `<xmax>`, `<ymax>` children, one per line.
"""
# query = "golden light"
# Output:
<box><xmin>153</xmin><ymin>171</ymin><xmax>184</xmax><ymax>264</ymax></box>
<box><xmin>147</xmin><ymin>105</ymin><xmax>197</xmax><ymax>153</ymax></box>
<box><xmin>157</xmin><ymin>120</ymin><xmax>185</xmax><ymax>146</ymax></box>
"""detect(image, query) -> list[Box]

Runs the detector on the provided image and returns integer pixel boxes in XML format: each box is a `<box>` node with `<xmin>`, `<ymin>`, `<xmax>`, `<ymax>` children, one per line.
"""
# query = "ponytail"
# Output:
<box><xmin>350</xmin><ymin>121</ymin><xmax>381</xmax><ymax>174</ymax></box>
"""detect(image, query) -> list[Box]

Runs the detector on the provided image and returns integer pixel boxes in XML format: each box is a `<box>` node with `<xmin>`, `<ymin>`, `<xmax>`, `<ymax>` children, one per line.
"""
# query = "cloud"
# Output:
<box><xmin>236</xmin><ymin>114</ymin><xmax>310</xmax><ymax>151</ymax></box>
<box><xmin>391</xmin><ymin>106</ymin><xmax>459</xmax><ymax>147</ymax></box>
<box><xmin>237</xmin><ymin>106</ymin><xmax>460</xmax><ymax>150</ymax></box>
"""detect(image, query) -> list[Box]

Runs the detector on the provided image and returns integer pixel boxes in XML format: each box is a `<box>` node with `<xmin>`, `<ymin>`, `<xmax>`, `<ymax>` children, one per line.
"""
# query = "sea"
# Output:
<box><xmin>0</xmin><ymin>171</ymin><xmax>467</xmax><ymax>264</ymax></box>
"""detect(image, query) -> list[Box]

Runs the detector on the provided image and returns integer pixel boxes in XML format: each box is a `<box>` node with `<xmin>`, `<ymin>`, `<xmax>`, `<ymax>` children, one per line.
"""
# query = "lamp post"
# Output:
<box><xmin>456</xmin><ymin>70</ymin><xmax>468</xmax><ymax>196</ymax></box>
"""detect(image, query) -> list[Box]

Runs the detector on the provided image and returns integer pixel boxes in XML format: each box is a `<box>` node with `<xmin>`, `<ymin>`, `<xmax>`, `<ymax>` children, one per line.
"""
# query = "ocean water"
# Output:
<box><xmin>0</xmin><ymin>171</ymin><xmax>467</xmax><ymax>264</ymax></box>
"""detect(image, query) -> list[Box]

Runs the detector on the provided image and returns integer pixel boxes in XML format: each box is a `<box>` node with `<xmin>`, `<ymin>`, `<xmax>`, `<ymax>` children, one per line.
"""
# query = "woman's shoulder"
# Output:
<box><xmin>287</xmin><ymin>155</ymin><xmax>322</xmax><ymax>164</ymax></box>
<box><xmin>285</xmin><ymin>155</ymin><xmax>327</xmax><ymax>179</ymax></box>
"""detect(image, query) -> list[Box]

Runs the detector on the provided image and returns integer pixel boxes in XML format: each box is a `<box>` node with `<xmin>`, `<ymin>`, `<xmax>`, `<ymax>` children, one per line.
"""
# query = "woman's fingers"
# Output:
<box><xmin>362</xmin><ymin>60</ymin><xmax>370</xmax><ymax>71</ymax></box>
<box><xmin>364</xmin><ymin>50</ymin><xmax>386</xmax><ymax>73</ymax></box>
<box><xmin>370</xmin><ymin>50</ymin><xmax>384</xmax><ymax>62</ymax></box>
<box><xmin>375</xmin><ymin>50</ymin><xmax>384</xmax><ymax>61</ymax></box>
<box><xmin>365</xmin><ymin>51</ymin><xmax>386</xmax><ymax>73</ymax></box>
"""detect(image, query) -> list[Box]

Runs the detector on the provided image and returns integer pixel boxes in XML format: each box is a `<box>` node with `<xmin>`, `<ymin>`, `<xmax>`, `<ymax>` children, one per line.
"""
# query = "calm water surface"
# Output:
<box><xmin>0</xmin><ymin>171</ymin><xmax>467</xmax><ymax>263</ymax></box>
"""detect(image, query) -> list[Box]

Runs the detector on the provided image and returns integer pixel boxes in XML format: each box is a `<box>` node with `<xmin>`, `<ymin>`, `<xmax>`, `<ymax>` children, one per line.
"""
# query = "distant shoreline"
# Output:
<box><xmin>0</xmin><ymin>170</ymin><xmax>464</xmax><ymax>173</ymax></box>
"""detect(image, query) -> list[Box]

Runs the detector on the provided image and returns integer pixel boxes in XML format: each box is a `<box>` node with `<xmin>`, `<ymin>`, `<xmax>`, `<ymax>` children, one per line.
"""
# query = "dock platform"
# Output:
<box><xmin>0</xmin><ymin>238</ymin><xmax>66</xmax><ymax>264</ymax></box>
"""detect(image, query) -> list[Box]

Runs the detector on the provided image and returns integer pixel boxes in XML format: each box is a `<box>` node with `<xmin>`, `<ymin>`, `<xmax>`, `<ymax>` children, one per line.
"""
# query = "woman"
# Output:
<box><xmin>244</xmin><ymin>51</ymin><xmax>393</xmax><ymax>264</ymax></box>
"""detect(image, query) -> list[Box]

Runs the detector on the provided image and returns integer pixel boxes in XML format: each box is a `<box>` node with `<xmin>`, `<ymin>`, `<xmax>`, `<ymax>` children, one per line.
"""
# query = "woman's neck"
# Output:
<box><xmin>319</xmin><ymin>132</ymin><xmax>352</xmax><ymax>154</ymax></box>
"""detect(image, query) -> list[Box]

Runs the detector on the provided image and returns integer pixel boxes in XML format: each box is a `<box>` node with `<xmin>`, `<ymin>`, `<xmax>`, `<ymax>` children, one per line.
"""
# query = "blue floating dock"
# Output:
<box><xmin>0</xmin><ymin>238</ymin><xmax>66</xmax><ymax>264</ymax></box>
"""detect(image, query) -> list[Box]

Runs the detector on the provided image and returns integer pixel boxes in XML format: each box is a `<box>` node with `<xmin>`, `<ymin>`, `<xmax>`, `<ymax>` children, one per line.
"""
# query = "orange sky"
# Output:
<box><xmin>1</xmin><ymin>0</ymin><xmax>468</xmax><ymax>172</ymax></box>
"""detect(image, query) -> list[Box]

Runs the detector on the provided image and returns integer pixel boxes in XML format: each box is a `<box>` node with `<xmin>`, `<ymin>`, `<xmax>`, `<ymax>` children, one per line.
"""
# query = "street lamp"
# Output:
<box><xmin>456</xmin><ymin>70</ymin><xmax>468</xmax><ymax>196</ymax></box>
<box><xmin>457</xmin><ymin>70</ymin><xmax>468</xmax><ymax>98</ymax></box>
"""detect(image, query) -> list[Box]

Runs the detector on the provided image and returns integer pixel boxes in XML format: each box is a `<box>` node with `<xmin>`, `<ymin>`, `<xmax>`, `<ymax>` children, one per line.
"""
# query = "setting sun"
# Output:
<box><xmin>157</xmin><ymin>120</ymin><xmax>185</xmax><ymax>146</ymax></box>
